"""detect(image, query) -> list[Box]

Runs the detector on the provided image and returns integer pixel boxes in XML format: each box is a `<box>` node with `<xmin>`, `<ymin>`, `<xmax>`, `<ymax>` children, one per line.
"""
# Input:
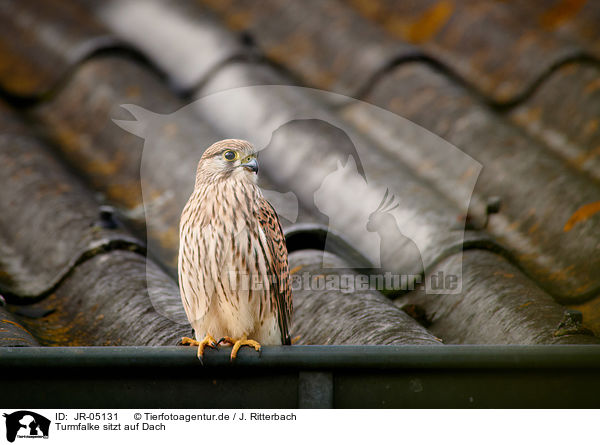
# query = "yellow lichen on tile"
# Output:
<box><xmin>540</xmin><ymin>0</ymin><xmax>586</xmax><ymax>30</ymax></box>
<box><xmin>388</xmin><ymin>1</ymin><xmax>454</xmax><ymax>44</ymax></box>
<box><xmin>563</xmin><ymin>200</ymin><xmax>600</xmax><ymax>232</ymax></box>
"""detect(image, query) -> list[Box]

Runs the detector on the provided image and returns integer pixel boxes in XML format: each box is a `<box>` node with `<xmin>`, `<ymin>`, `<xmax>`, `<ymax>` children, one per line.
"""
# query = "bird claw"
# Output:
<box><xmin>229</xmin><ymin>336</ymin><xmax>262</xmax><ymax>361</ymax></box>
<box><xmin>180</xmin><ymin>336</ymin><xmax>199</xmax><ymax>346</ymax></box>
<box><xmin>182</xmin><ymin>334</ymin><xmax>219</xmax><ymax>364</ymax></box>
<box><xmin>217</xmin><ymin>336</ymin><xmax>236</xmax><ymax>346</ymax></box>
<box><xmin>186</xmin><ymin>334</ymin><xmax>262</xmax><ymax>361</ymax></box>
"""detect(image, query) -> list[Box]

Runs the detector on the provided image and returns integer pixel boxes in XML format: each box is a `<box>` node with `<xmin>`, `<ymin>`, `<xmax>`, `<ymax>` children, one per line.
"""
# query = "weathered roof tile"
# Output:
<box><xmin>509</xmin><ymin>62</ymin><xmax>600</xmax><ymax>182</ymax></box>
<box><xmin>0</xmin><ymin>102</ymin><xmax>143</xmax><ymax>300</ymax></box>
<box><xmin>30</xmin><ymin>56</ymin><xmax>207</xmax><ymax>274</ymax></box>
<box><xmin>347</xmin><ymin>0</ymin><xmax>600</xmax><ymax>104</ymax></box>
<box><xmin>395</xmin><ymin>249</ymin><xmax>599</xmax><ymax>345</ymax></box>
<box><xmin>359</xmin><ymin>62</ymin><xmax>600</xmax><ymax>300</ymax></box>
<box><xmin>196</xmin><ymin>0</ymin><xmax>414</xmax><ymax>97</ymax></box>
<box><xmin>0</xmin><ymin>0</ymin><xmax>115</xmax><ymax>99</ymax></box>
<box><xmin>291</xmin><ymin>250</ymin><xmax>442</xmax><ymax>345</ymax></box>
<box><xmin>83</xmin><ymin>0</ymin><xmax>247</xmax><ymax>92</ymax></box>
<box><xmin>198</xmin><ymin>0</ymin><xmax>600</xmax><ymax>104</ymax></box>
<box><xmin>572</xmin><ymin>295</ymin><xmax>600</xmax><ymax>338</ymax></box>
<box><xmin>0</xmin><ymin>307</ymin><xmax>39</xmax><ymax>347</ymax></box>
<box><xmin>18</xmin><ymin>251</ymin><xmax>188</xmax><ymax>346</ymax></box>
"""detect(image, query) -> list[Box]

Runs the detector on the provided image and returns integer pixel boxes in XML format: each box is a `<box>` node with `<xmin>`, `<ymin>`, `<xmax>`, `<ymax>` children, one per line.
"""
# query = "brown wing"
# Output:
<box><xmin>257</xmin><ymin>197</ymin><xmax>292</xmax><ymax>345</ymax></box>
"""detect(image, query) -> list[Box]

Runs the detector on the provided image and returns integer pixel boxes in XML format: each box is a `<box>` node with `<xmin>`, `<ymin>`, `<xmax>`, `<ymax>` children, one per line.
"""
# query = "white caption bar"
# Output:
<box><xmin>0</xmin><ymin>409</ymin><xmax>597</xmax><ymax>444</ymax></box>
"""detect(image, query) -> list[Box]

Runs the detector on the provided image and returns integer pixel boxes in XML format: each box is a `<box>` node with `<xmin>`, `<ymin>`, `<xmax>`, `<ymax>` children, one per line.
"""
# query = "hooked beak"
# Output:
<box><xmin>241</xmin><ymin>157</ymin><xmax>258</xmax><ymax>174</ymax></box>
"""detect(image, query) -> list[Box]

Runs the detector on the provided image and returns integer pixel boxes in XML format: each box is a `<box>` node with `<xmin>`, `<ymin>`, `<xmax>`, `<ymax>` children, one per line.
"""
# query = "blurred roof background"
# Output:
<box><xmin>0</xmin><ymin>0</ymin><xmax>599</xmax><ymax>348</ymax></box>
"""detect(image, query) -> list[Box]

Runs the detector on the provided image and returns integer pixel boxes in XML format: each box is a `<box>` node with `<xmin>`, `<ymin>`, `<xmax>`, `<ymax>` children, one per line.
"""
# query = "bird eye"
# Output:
<box><xmin>223</xmin><ymin>150</ymin><xmax>237</xmax><ymax>161</ymax></box>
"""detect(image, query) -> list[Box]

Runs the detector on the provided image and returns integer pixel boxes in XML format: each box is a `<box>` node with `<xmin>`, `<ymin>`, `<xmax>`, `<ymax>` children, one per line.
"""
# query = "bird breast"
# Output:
<box><xmin>178</xmin><ymin>178</ymin><xmax>276</xmax><ymax>340</ymax></box>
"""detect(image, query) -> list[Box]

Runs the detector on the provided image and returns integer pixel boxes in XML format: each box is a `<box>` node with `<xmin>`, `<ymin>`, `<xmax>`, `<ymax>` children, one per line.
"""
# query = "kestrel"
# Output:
<box><xmin>178</xmin><ymin>139</ymin><xmax>292</xmax><ymax>361</ymax></box>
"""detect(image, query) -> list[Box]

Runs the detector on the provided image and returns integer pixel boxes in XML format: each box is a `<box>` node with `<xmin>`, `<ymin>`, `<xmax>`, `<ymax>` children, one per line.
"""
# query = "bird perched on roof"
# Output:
<box><xmin>178</xmin><ymin>139</ymin><xmax>292</xmax><ymax>361</ymax></box>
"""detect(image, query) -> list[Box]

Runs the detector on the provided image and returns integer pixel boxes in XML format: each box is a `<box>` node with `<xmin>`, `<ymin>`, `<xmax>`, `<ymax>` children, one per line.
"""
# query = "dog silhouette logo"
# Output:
<box><xmin>3</xmin><ymin>411</ymin><xmax>50</xmax><ymax>442</ymax></box>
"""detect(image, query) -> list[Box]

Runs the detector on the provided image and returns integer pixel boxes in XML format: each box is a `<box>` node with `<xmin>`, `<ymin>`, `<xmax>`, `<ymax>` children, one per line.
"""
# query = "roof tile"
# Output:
<box><xmin>291</xmin><ymin>249</ymin><xmax>442</xmax><ymax>345</ymax></box>
<box><xmin>395</xmin><ymin>249</ymin><xmax>599</xmax><ymax>344</ymax></box>
<box><xmin>0</xmin><ymin>0</ymin><xmax>115</xmax><ymax>98</ymax></box>
<box><xmin>199</xmin><ymin>0</ymin><xmax>600</xmax><ymax>103</ymax></box>
<box><xmin>197</xmin><ymin>0</ymin><xmax>414</xmax><ymax>97</ymax></box>
<box><xmin>0</xmin><ymin>307</ymin><xmax>39</xmax><ymax>347</ymax></box>
<box><xmin>347</xmin><ymin>0</ymin><xmax>600</xmax><ymax>104</ymax></box>
<box><xmin>18</xmin><ymin>251</ymin><xmax>188</xmax><ymax>346</ymax></box>
<box><xmin>84</xmin><ymin>0</ymin><xmax>247</xmax><ymax>92</ymax></box>
<box><xmin>360</xmin><ymin>62</ymin><xmax>600</xmax><ymax>300</ymax></box>
<box><xmin>572</xmin><ymin>295</ymin><xmax>600</xmax><ymax>338</ymax></box>
<box><xmin>0</xmin><ymin>102</ymin><xmax>143</xmax><ymax>300</ymax></box>
<box><xmin>510</xmin><ymin>62</ymin><xmax>600</xmax><ymax>182</ymax></box>
<box><xmin>30</xmin><ymin>56</ymin><xmax>209</xmax><ymax>274</ymax></box>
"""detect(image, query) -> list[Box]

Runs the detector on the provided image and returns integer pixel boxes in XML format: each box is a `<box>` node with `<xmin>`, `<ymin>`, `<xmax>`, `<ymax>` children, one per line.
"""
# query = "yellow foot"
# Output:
<box><xmin>180</xmin><ymin>336</ymin><xmax>199</xmax><ymax>346</ymax></box>
<box><xmin>218</xmin><ymin>335</ymin><xmax>261</xmax><ymax>360</ymax></box>
<box><xmin>182</xmin><ymin>334</ymin><xmax>218</xmax><ymax>363</ymax></box>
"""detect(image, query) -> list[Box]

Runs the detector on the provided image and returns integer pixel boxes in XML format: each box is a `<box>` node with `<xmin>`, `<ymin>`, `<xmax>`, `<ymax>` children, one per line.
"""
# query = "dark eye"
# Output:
<box><xmin>223</xmin><ymin>150</ymin><xmax>237</xmax><ymax>161</ymax></box>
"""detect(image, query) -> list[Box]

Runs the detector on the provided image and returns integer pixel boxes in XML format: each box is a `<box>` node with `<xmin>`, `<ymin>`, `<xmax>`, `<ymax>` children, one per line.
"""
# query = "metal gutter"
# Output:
<box><xmin>1</xmin><ymin>345</ymin><xmax>599</xmax><ymax>408</ymax></box>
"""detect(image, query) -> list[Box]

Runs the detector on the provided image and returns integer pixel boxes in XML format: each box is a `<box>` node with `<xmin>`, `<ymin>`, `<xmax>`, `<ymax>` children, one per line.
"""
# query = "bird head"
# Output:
<box><xmin>196</xmin><ymin>139</ymin><xmax>259</xmax><ymax>184</ymax></box>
